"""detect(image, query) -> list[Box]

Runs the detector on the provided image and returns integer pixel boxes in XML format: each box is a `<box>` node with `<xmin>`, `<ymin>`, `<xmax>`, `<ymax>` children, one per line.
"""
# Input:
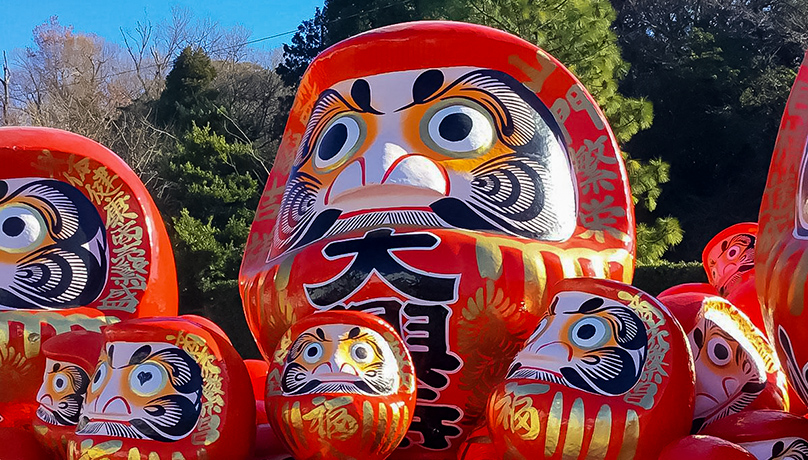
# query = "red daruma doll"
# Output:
<box><xmin>757</xmin><ymin>50</ymin><xmax>808</xmax><ymax>409</ymax></box>
<box><xmin>240</xmin><ymin>20</ymin><xmax>636</xmax><ymax>456</ymax></box>
<box><xmin>266</xmin><ymin>310</ymin><xmax>416</xmax><ymax>460</ymax></box>
<box><xmin>66</xmin><ymin>317</ymin><xmax>255</xmax><ymax>460</ymax></box>
<box><xmin>487</xmin><ymin>278</ymin><xmax>695</xmax><ymax>459</ymax></box>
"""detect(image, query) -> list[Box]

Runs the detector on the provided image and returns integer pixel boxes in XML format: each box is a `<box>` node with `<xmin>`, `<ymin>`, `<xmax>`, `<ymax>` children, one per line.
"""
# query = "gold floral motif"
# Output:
<box><xmin>167</xmin><ymin>331</ymin><xmax>224</xmax><ymax>446</ymax></box>
<box><xmin>618</xmin><ymin>291</ymin><xmax>669</xmax><ymax>410</ymax></box>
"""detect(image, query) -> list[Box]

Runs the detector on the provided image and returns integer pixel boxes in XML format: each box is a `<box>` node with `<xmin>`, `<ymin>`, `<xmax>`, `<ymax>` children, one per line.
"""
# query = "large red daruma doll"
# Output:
<box><xmin>486</xmin><ymin>278</ymin><xmax>695</xmax><ymax>459</ymax></box>
<box><xmin>757</xmin><ymin>51</ymin><xmax>808</xmax><ymax>407</ymax></box>
<box><xmin>240</xmin><ymin>21</ymin><xmax>635</xmax><ymax>456</ymax></box>
<box><xmin>0</xmin><ymin>127</ymin><xmax>178</xmax><ymax>427</ymax></box>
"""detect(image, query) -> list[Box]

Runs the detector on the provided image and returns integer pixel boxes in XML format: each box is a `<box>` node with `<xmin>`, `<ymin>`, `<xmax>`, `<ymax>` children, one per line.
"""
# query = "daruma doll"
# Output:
<box><xmin>240</xmin><ymin>20</ymin><xmax>635</xmax><ymax>457</ymax></box>
<box><xmin>487</xmin><ymin>278</ymin><xmax>695</xmax><ymax>459</ymax></box>
<box><xmin>266</xmin><ymin>310</ymin><xmax>416</xmax><ymax>460</ymax></box>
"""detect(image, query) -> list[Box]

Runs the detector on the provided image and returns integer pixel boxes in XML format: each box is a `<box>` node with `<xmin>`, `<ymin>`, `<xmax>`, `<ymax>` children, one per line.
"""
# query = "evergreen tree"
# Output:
<box><xmin>613</xmin><ymin>0</ymin><xmax>806</xmax><ymax>260</ymax></box>
<box><xmin>156</xmin><ymin>46</ymin><xmax>219</xmax><ymax>130</ymax></box>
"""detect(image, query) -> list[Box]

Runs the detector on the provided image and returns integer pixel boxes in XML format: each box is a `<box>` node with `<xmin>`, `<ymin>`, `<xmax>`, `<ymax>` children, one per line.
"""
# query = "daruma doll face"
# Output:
<box><xmin>240</xmin><ymin>21</ymin><xmax>635</xmax><ymax>456</ymax></box>
<box><xmin>487</xmin><ymin>278</ymin><xmax>695</xmax><ymax>460</ymax></box>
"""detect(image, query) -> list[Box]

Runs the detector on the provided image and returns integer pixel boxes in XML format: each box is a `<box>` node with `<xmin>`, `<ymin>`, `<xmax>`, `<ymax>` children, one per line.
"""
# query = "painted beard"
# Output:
<box><xmin>281</xmin><ymin>362</ymin><xmax>396</xmax><ymax>396</ymax></box>
<box><xmin>36</xmin><ymin>393</ymin><xmax>83</xmax><ymax>426</ymax></box>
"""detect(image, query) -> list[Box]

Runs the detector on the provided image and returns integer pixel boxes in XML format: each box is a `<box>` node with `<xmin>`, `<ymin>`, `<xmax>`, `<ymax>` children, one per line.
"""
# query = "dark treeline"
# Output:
<box><xmin>1</xmin><ymin>1</ymin><xmax>805</xmax><ymax>354</ymax></box>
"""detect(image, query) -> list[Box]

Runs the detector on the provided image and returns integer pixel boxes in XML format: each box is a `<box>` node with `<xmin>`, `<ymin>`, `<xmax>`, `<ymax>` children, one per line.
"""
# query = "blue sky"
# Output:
<box><xmin>0</xmin><ymin>0</ymin><xmax>325</xmax><ymax>54</ymax></box>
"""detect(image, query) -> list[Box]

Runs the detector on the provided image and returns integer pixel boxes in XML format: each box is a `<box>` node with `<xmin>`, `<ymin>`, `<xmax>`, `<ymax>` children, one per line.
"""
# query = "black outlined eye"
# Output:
<box><xmin>0</xmin><ymin>204</ymin><xmax>45</xmax><ymax>252</ymax></box>
<box><xmin>53</xmin><ymin>373</ymin><xmax>68</xmax><ymax>392</ymax></box>
<box><xmin>91</xmin><ymin>362</ymin><xmax>108</xmax><ymax>393</ymax></box>
<box><xmin>303</xmin><ymin>343</ymin><xmax>324</xmax><ymax>364</ymax></box>
<box><xmin>129</xmin><ymin>362</ymin><xmax>167</xmax><ymax>397</ymax></box>
<box><xmin>569</xmin><ymin>317</ymin><xmax>611</xmax><ymax>349</ymax></box>
<box><xmin>313</xmin><ymin>114</ymin><xmax>364</xmax><ymax>171</ymax></box>
<box><xmin>422</xmin><ymin>101</ymin><xmax>495</xmax><ymax>157</ymax></box>
<box><xmin>350</xmin><ymin>342</ymin><xmax>373</xmax><ymax>364</ymax></box>
<box><xmin>707</xmin><ymin>336</ymin><xmax>732</xmax><ymax>366</ymax></box>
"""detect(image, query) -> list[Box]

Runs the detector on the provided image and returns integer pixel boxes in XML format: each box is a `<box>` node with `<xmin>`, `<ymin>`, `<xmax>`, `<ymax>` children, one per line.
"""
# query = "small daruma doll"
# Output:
<box><xmin>658</xmin><ymin>293</ymin><xmax>787</xmax><ymax>431</ymax></box>
<box><xmin>486</xmin><ymin>278</ymin><xmax>695</xmax><ymax>460</ymax></box>
<box><xmin>266</xmin><ymin>310</ymin><xmax>416</xmax><ymax>460</ymax></box>
<box><xmin>67</xmin><ymin>317</ymin><xmax>255</xmax><ymax>460</ymax></box>
<box><xmin>32</xmin><ymin>330</ymin><xmax>104</xmax><ymax>457</ymax></box>
<box><xmin>703</xmin><ymin>223</ymin><xmax>763</xmax><ymax>329</ymax></box>
<box><xmin>757</xmin><ymin>50</ymin><xmax>808</xmax><ymax>408</ymax></box>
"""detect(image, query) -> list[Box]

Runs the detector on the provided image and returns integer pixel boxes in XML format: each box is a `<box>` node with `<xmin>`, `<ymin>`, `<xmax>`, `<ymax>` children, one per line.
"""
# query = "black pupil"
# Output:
<box><xmin>93</xmin><ymin>370</ymin><xmax>102</xmax><ymax>383</ymax></box>
<box><xmin>2</xmin><ymin>216</ymin><xmax>25</xmax><ymax>237</ymax></box>
<box><xmin>577</xmin><ymin>324</ymin><xmax>597</xmax><ymax>340</ymax></box>
<box><xmin>318</xmin><ymin>122</ymin><xmax>349</xmax><ymax>161</ymax></box>
<box><xmin>355</xmin><ymin>346</ymin><xmax>368</xmax><ymax>360</ymax></box>
<box><xmin>439</xmin><ymin>112</ymin><xmax>474</xmax><ymax>142</ymax></box>
<box><xmin>56</xmin><ymin>378</ymin><xmax>64</xmax><ymax>388</ymax></box>
<box><xmin>307</xmin><ymin>346</ymin><xmax>319</xmax><ymax>357</ymax></box>
<box><xmin>714</xmin><ymin>343</ymin><xmax>729</xmax><ymax>360</ymax></box>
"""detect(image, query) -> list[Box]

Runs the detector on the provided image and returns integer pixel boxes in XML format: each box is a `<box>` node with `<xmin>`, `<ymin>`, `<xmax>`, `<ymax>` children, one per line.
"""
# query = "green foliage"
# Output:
<box><xmin>613</xmin><ymin>0</ymin><xmax>806</xmax><ymax>261</ymax></box>
<box><xmin>632</xmin><ymin>260</ymin><xmax>707</xmax><ymax>296</ymax></box>
<box><xmin>156</xmin><ymin>46</ymin><xmax>219</xmax><ymax>130</ymax></box>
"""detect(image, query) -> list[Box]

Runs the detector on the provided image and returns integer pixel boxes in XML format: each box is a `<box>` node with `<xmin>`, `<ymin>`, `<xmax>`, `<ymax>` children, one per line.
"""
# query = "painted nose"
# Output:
<box><xmin>327</xmin><ymin>142</ymin><xmax>449</xmax><ymax>204</ymax></box>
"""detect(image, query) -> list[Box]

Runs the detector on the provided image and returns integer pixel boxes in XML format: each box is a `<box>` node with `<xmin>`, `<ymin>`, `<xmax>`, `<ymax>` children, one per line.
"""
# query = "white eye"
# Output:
<box><xmin>129</xmin><ymin>362</ymin><xmax>167</xmax><ymax>397</ymax></box>
<box><xmin>350</xmin><ymin>342</ymin><xmax>373</xmax><ymax>364</ymax></box>
<box><xmin>313</xmin><ymin>114</ymin><xmax>364</xmax><ymax>171</ymax></box>
<box><xmin>569</xmin><ymin>317</ymin><xmax>610</xmax><ymax>349</ymax></box>
<box><xmin>53</xmin><ymin>373</ymin><xmax>68</xmax><ymax>392</ymax></box>
<box><xmin>423</xmin><ymin>101</ymin><xmax>495</xmax><ymax>157</ymax></box>
<box><xmin>91</xmin><ymin>362</ymin><xmax>108</xmax><ymax>393</ymax></box>
<box><xmin>0</xmin><ymin>204</ymin><xmax>45</xmax><ymax>252</ymax></box>
<box><xmin>303</xmin><ymin>343</ymin><xmax>324</xmax><ymax>364</ymax></box>
<box><xmin>707</xmin><ymin>336</ymin><xmax>733</xmax><ymax>366</ymax></box>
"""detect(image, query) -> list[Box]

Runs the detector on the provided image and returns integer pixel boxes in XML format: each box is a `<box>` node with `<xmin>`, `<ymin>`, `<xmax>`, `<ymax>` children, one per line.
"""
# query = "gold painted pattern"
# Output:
<box><xmin>168</xmin><ymin>331</ymin><xmax>224</xmax><ymax>446</ymax></box>
<box><xmin>302</xmin><ymin>395</ymin><xmax>358</xmax><ymax>441</ymax></box>
<box><xmin>0</xmin><ymin>311</ymin><xmax>116</xmax><ymax>360</ymax></box>
<box><xmin>619</xmin><ymin>291</ymin><xmax>670</xmax><ymax>410</ymax></box>
<box><xmin>33</xmin><ymin>152</ymin><xmax>149</xmax><ymax>314</ymax></box>
<box><xmin>545</xmin><ymin>391</ymin><xmax>564</xmax><ymax>457</ymax></box>
<box><xmin>616</xmin><ymin>409</ymin><xmax>640</xmax><ymax>460</ymax></box>
<box><xmin>586</xmin><ymin>404</ymin><xmax>613</xmax><ymax>460</ymax></box>
<box><xmin>492</xmin><ymin>382</ymin><xmax>549</xmax><ymax>441</ymax></box>
<box><xmin>561</xmin><ymin>398</ymin><xmax>585</xmax><ymax>460</ymax></box>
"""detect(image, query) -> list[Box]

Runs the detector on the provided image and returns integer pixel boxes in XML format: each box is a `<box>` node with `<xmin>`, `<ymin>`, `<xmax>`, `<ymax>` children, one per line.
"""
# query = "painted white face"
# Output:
<box><xmin>281</xmin><ymin>323</ymin><xmax>400</xmax><ymax>396</ymax></box>
<box><xmin>273</xmin><ymin>66</ymin><xmax>577</xmax><ymax>258</ymax></box>
<box><xmin>689</xmin><ymin>310</ymin><xmax>767</xmax><ymax>430</ymax></box>
<box><xmin>506</xmin><ymin>291</ymin><xmax>647</xmax><ymax>396</ymax></box>
<box><xmin>78</xmin><ymin>341</ymin><xmax>203</xmax><ymax>441</ymax></box>
<box><xmin>35</xmin><ymin>357</ymin><xmax>90</xmax><ymax>426</ymax></box>
<box><xmin>739</xmin><ymin>437</ymin><xmax>808</xmax><ymax>459</ymax></box>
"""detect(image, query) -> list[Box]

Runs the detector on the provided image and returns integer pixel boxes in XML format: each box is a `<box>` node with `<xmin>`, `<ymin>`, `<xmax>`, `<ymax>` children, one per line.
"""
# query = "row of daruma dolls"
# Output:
<box><xmin>3</xmin><ymin>224</ymin><xmax>806</xmax><ymax>460</ymax></box>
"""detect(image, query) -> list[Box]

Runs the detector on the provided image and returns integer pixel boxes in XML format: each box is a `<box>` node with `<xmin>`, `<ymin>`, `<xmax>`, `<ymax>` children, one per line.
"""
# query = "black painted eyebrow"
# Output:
<box><xmin>350</xmin><ymin>79</ymin><xmax>382</xmax><ymax>115</ymax></box>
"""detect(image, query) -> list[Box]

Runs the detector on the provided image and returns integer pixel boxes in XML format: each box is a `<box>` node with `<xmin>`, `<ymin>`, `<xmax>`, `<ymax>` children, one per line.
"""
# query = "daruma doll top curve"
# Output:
<box><xmin>0</xmin><ymin>126</ymin><xmax>177</xmax><ymax>317</ymax></box>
